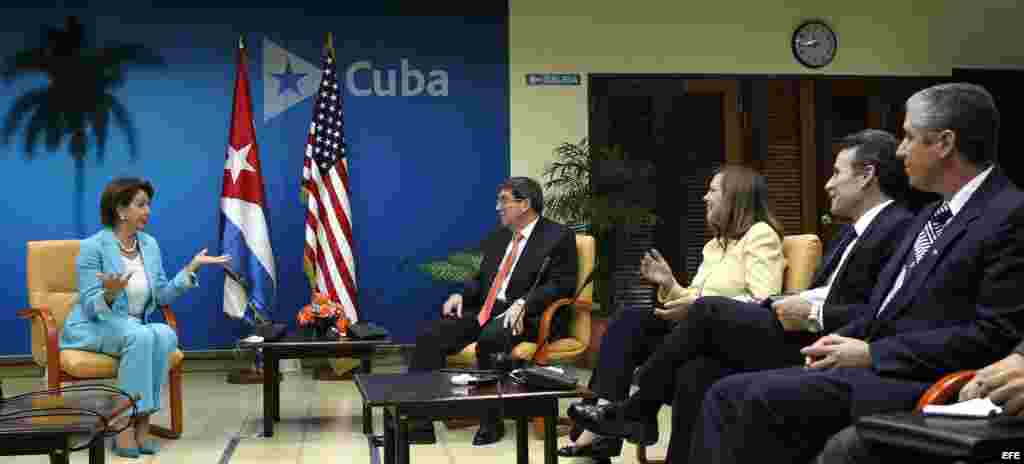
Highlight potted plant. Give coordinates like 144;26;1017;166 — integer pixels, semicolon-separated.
541;138;658;368
416;248;483;285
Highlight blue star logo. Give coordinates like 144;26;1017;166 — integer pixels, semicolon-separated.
272;59;306;96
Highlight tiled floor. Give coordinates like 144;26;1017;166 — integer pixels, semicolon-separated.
1;356;672;463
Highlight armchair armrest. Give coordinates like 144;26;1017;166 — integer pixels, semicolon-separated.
17;307;60;378
914;370;976;412
160;305;179;334
533;298;592;365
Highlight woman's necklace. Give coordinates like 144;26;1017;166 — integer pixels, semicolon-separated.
118;235;138;255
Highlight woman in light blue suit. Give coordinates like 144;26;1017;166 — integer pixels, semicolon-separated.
61;177;229;458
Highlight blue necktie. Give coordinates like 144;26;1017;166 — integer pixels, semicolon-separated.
812;225;857;288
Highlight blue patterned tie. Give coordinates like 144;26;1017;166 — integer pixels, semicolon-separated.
906;202;952;270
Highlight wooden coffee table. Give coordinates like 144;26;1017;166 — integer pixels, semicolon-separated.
355;371;589;464
239;334;392;437
0;387;135;464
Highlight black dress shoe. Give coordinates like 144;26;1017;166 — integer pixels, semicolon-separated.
567;402;658;446
407;419;436;445
557;435;623;461
472;420;505;446
566;399;596;442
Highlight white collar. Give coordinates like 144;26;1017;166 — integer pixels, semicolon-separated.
515;216;540;240
947;165;994;216
852;200;894;236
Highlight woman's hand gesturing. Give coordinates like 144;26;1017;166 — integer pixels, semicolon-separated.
97;272;134;303
186;248;231;274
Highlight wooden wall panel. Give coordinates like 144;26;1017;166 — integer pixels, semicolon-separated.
759;81;805;236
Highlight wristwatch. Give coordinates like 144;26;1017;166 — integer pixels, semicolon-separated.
807;302;824;333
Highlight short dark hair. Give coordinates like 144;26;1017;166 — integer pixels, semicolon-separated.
838;129;909;202
498;176;544;215
906;82;1000;166
100;177;154;227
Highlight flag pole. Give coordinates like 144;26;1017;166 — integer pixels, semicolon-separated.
309;29;363;381
224;31;275;385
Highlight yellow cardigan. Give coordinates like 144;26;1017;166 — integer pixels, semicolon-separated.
658;221;785;305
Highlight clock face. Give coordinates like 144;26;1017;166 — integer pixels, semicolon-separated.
792;21;837;68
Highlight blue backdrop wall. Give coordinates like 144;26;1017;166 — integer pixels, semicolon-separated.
0;3;509;355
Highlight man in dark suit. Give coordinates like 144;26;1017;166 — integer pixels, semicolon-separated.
567;129;916;459
687;83;1024;464
407;176;578;445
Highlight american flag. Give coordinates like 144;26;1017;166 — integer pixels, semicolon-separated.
301;33;358;324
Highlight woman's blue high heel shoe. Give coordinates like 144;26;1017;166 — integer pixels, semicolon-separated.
138;440;161;455
111;440;141;459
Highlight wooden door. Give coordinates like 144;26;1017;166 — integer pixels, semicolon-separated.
589;77;743;308
751;79;818;239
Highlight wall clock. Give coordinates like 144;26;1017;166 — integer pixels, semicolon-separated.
792;20;837;69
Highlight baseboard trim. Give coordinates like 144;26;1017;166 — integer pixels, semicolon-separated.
0;344;414;366
0;355;37;366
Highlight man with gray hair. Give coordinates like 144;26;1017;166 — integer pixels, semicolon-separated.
688;82;1024;464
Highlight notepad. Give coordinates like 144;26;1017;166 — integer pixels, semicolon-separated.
922;397;1004;418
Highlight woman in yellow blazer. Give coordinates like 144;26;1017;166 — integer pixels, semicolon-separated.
561;165;785;459
651;166;784;314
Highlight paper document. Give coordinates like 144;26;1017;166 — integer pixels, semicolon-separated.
922;397;1003;418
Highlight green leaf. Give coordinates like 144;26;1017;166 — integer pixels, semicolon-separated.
541;137;658;228
416;248;484;283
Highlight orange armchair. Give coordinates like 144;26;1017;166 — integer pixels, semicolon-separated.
16;240;185;439
915;370;977;411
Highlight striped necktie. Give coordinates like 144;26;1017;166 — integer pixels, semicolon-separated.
906;202;952;270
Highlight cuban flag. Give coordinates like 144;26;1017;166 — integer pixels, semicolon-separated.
220;37;276;323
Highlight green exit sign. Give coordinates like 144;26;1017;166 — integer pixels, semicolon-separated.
526;73;581;86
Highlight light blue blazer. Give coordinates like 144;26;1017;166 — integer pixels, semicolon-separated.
61;228;195;350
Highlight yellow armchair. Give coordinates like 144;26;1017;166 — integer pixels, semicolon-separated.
16;240;185;439
445;234;596;436
446;233;596;367
782;234;823;293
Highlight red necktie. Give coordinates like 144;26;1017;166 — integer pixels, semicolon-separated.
478;232;524;326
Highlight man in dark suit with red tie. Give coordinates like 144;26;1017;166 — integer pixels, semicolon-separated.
688;83;1024;464
407;176;578;445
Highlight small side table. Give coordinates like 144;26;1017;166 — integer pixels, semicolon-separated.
239;334;392;437
0;387;134;464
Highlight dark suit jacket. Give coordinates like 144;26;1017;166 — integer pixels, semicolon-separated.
460;216;579;340
820;202;916;332
837;170;1024;382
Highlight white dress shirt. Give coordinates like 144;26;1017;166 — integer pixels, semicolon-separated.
122;254;151;318
799;199;894;331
